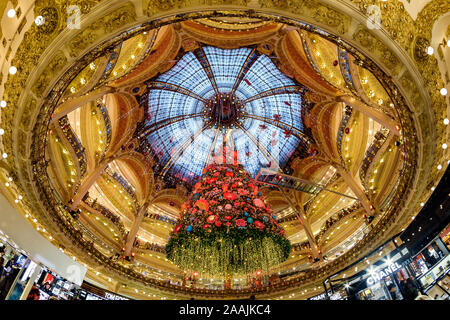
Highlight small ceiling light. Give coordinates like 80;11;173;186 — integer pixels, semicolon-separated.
35;15;45;26
2;153;7;158
420;202;424;207
437;164;442;170
444;118;450;125
448;40;450;47
0;129;4;135
426;46;434;55
9;66;17;75
441;88;448;96
443;143;448;149
431;187;435;191
0;101;6;108
7;9;16;18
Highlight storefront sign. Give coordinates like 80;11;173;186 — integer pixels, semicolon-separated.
309;292;343;300
104;292;129;300
366;262;401;285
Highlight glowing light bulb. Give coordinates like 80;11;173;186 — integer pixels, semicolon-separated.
9;66;17;75
0;101;7;108
426;46;434;55
7;9;16;18
440;88;448;96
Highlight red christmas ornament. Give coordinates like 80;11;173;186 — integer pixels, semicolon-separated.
254;221;265;230
333;60;338;66
253;198;264;208
207;177;217;184
174;225;182;233
224;216;232;220
207;215;218;224
236;219;247;227
214;221;222;227
345;127;350;134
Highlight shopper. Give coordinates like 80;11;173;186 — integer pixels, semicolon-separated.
0;255;4;278
26;286;41;300
41;282;52;294
0;258;21;299
402;278;419;300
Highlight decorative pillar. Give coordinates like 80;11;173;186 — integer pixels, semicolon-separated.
19;265;42;300
334;165;374;217
52;86;115;122
124;201;150;257
69;159;110;211
336;95;400;136
278;187;322;260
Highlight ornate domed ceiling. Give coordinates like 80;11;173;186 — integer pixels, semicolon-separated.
0;1;448;300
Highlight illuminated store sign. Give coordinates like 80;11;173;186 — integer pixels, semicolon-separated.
104;292;128;300
309;292;343;300
366;262;402;285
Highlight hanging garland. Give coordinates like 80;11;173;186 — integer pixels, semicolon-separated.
165;163;291;276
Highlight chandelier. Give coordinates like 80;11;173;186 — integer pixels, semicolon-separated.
165;159;291;276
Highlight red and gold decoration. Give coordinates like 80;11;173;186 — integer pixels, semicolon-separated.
166;160;291;276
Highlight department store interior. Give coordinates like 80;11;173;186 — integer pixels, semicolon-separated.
0;0;449;301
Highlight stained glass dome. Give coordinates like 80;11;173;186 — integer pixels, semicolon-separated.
143;46;309;183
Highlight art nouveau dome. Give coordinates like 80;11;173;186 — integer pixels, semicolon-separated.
143;46;308;182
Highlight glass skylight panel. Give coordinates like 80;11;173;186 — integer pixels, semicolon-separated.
147;89;199;123
203;46;251;93
233;133;270;177
248;93;303;130
237;55;295;97
157;52;206;88
171;132;213;181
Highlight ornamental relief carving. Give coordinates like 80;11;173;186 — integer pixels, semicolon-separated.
32;50;68;97
352;26;401;74
66;2;137;58
309;4;351;35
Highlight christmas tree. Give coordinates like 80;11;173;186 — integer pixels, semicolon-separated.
166;154;291;276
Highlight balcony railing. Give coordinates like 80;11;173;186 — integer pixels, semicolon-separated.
359;128;389;184
58;116;87;177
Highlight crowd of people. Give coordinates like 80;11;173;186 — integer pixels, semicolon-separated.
0;246;23;300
